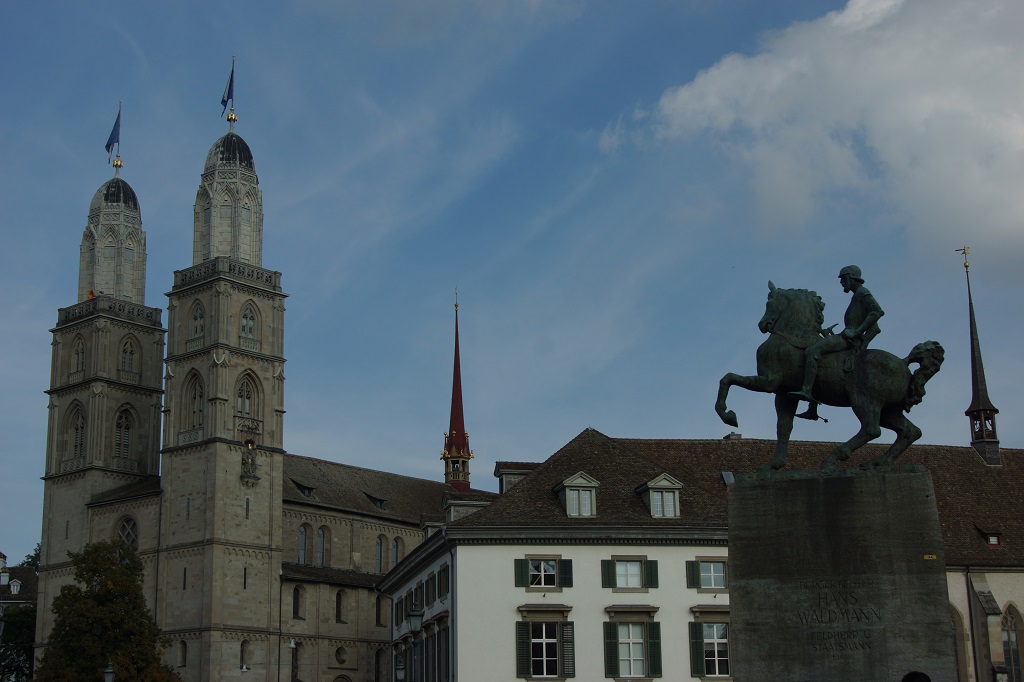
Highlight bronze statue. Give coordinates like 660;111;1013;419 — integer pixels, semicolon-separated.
790;265;884;416
715;279;944;474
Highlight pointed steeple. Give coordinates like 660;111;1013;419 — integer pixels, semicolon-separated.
958;247;1000;464
441;297;473;491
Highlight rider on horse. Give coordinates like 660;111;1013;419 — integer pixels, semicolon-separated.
790;265;885;414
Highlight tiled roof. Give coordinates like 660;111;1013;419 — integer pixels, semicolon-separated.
281;562;383;588
0;565;38;603
283;453;459;525
88;476;162;505
452;428;1024;568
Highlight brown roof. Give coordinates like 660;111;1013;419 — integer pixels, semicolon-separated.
452;428;1024;567
281;562;382;588
88;476;162;506
283;453;460;525
1;565;38;604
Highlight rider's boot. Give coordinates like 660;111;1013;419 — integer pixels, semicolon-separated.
789;354;819;404
795;403;820;421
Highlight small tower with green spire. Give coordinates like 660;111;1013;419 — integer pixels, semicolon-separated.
958;247;1000;464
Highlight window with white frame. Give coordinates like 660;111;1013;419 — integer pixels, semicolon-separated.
638;474;682;518
650;489;677;517
516;605;574;679
602;609;661;679
686;558;728;591
689;610;731;678
557;472;599;518
602;557;658;590
514;557;573;590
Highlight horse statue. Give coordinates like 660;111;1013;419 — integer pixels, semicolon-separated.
715;282;944;474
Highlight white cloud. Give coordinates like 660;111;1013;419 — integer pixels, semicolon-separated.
644;0;1024;267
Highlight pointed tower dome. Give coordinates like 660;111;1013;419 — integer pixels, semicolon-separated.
78;167;147;303
441;301;473;491
193;112;263;265
959;249;1000;464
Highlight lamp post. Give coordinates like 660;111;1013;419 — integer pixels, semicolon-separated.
394;655;406;682
407;608;424;682
103;661;115;682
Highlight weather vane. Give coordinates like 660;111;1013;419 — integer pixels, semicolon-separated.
454;287;459;311
955;246;970;272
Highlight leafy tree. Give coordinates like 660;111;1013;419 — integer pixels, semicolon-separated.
35;541;180;682
0;603;36;680
19;544;40;570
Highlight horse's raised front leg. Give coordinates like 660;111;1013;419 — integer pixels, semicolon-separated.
760;393;799;474
716;372;779;428
821;399;883;473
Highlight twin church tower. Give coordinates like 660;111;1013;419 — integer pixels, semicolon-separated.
37;108;474;680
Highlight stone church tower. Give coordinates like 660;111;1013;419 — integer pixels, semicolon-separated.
158;112;288;674
36;160;166;646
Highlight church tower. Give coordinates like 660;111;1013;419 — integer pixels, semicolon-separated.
441;302;473;491
959;248;1000;464
158;107;287;679
37;154;166;646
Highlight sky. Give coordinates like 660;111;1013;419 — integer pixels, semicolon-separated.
2;0;1022;563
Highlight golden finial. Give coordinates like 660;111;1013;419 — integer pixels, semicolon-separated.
112;154;123;177
956;246;970;272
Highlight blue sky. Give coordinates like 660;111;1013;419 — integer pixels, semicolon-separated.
2;0;1022;562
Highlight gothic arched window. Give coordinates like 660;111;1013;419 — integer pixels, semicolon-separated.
115;410;132;459
236;377;257;417
73;339;86;373
297;525;308;565
70;408;86;459
241;306;257;338
1004;610;1023;682
191;303;205;338
315;527;326;567
120;340;136;372
335;589;344;623
185;376;205;430
393;537;404;565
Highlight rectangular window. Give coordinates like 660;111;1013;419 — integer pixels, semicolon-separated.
602;558;658;590
689;621;730;678
603;621;661;678
414;582;425;609
566;488;595;517
426;573;437;606
686;559;728;591
438;564;450;599
515;557;573;590
515;621;575;679
650;490;677;517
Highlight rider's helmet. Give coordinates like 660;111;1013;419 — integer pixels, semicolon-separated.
838;265;864;283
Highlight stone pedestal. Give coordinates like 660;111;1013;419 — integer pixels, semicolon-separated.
728;470;957;682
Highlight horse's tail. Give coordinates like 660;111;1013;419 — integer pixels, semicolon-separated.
903;340;945;411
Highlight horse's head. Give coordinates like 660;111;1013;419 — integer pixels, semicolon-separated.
758;281;779;334
758;281;824;337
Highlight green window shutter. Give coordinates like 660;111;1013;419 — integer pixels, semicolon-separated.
558;559;573;588
689;621;705;677
515;621;531;678
601;560;615;588
603;622;619;678
645;560;659;589
647;622;663;675
560;621;576;678
647;622;662;677
514;558;529;587
685;560;699;588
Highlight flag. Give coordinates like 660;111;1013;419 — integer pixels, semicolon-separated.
105;106;121;163
221;61;235;116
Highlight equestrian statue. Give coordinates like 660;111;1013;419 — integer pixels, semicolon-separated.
715;266;944;474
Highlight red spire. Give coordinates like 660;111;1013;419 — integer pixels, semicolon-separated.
442;299;472;491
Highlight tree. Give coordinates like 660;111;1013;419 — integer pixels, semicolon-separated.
19;544;40;571
34;541;181;682
0;602;36;680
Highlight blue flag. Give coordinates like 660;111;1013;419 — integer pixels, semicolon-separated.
105;106;121;163
221;62;235;116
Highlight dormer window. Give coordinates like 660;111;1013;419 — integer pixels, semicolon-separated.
292;480;315;499
555;472;599;518
637;474;683;518
10;579;21;595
